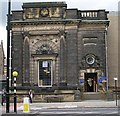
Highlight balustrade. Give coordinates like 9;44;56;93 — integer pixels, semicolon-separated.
79;10;108;20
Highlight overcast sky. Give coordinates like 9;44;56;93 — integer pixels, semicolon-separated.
0;0;120;56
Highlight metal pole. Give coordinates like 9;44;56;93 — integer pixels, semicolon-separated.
105;27;109;91
6;0;11;113
14;76;17;113
115;80;117;106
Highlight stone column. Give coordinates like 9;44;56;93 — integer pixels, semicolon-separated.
34;60;38;86
52;59;56;85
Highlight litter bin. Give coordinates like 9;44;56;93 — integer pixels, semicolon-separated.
23;97;30;113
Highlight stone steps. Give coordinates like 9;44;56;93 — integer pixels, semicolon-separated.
82;92;106;100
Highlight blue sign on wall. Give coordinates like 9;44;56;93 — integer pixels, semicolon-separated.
98;76;107;83
80;79;84;83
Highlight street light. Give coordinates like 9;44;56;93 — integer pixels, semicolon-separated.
12;71;18;113
114;77;118;106
6;0;11;113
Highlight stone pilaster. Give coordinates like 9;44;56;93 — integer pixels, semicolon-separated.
12;32;23;85
59;32;67;84
66;28;78;86
23;36;30;85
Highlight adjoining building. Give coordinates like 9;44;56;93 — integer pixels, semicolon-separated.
107;11;118;89
0;40;6;90
0;41;4;76
11;2;109;92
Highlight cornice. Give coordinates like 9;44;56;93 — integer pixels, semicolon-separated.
11;19;81;26
81;20;109;25
11;19;109;26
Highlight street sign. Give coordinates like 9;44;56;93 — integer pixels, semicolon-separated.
98;76;107;83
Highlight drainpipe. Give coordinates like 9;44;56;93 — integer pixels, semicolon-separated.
105;26;108;91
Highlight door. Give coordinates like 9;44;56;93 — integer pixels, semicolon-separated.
84;73;97;92
38;60;52;87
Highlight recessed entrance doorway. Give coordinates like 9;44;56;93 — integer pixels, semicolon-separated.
84;73;97;92
38;60;52;87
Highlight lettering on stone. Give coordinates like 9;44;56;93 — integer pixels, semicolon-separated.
23;25;64;32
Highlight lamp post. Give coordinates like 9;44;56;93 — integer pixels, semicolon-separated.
114;77;118;106
6;0;11;113
12;71;18;113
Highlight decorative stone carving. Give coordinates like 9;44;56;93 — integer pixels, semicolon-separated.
86;54;95;65
81;54;103;68
50;7;60;17
36;44;54;54
23;7;61;19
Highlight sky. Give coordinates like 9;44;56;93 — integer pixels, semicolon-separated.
0;0;120;57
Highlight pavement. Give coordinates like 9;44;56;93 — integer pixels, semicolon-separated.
0;100;119;115
28;100;118;108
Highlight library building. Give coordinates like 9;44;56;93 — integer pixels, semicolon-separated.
10;2;118;99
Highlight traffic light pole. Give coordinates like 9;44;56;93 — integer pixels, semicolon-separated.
12;71;18;113
6;0;11;113
14;76;17;113
115;79;117;106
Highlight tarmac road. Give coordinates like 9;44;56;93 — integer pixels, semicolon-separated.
1;100;120;116
1;107;119;116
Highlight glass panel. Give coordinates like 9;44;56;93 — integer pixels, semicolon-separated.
42;61;48;67
39;60;52;86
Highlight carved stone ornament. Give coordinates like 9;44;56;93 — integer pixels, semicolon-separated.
40;8;49;17
86;54;95;65
36;44;54;54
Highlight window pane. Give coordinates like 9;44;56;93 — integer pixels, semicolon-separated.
39;60;52;86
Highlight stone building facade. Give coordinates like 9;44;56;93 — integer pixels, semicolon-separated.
11;2;109;92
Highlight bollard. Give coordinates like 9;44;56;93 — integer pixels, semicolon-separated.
23;97;30;113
